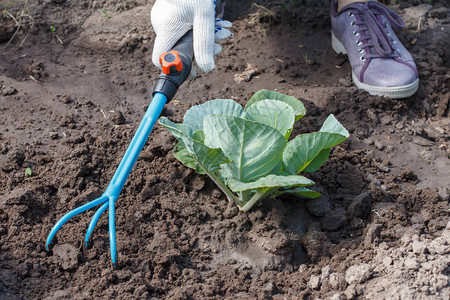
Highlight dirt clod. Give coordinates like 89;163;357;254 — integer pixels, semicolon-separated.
320;207;347;232
364;223;382;248
0;85;17;96
306;195;332;217
110;110;126;125
53;244;79;271
347;191;372;220
345;264;372;285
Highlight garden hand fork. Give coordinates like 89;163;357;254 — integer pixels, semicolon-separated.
45;32;194;269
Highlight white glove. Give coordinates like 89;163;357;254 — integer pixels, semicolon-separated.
151;0;232;73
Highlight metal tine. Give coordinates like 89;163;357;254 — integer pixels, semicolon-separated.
46;195;109;251
109;196;118;269
83;201;109;250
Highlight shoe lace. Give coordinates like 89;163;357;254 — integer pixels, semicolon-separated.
348;1;405;59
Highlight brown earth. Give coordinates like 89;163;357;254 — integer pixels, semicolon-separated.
0;0;449;299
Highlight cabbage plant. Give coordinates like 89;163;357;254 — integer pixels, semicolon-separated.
158;90;349;212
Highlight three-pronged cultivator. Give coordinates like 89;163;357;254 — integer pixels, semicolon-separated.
46;31;194;268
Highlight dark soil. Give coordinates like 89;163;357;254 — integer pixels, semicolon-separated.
0;0;449;299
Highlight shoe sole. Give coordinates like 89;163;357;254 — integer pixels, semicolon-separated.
331;32;419;99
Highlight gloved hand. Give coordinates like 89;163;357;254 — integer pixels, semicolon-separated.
151;0;232;73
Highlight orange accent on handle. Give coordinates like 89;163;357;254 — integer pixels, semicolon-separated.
159;50;183;75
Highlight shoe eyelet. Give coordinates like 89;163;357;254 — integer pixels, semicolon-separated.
360;55;366;62
351;21;356;27
353;31;359;36
392;40;397;44
348;12;354;17
356;41;362;46
387;32;392;37
358;49;364;53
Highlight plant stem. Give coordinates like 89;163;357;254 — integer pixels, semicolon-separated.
203;168;243;207
240;190;251;204
240;187;277;212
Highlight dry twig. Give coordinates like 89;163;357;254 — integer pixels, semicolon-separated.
2;4;35;48
248;3;279;26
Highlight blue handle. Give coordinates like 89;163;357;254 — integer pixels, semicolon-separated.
105;93;168;197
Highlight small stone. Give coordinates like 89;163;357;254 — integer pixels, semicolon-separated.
329;272;346;290
412;240;427;254
374;140;385;150
0;86;17;96
404;258;420;270
422;262;433;271
392;269;403;279
321;265;332;280
308;274;321;290
50;132;59;139
345;264;372;285
345;284;358;300
110;110;126;125
382;256;392;267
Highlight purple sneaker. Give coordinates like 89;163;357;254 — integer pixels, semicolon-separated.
331;0;419;99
